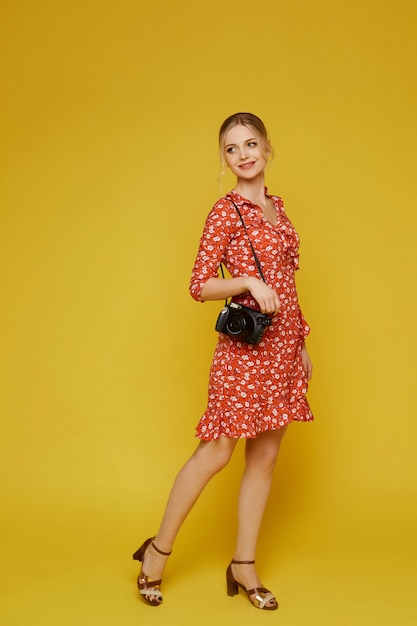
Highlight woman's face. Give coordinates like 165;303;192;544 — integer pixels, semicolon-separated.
223;124;268;180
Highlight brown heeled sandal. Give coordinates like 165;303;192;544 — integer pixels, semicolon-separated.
133;537;172;606
226;559;278;610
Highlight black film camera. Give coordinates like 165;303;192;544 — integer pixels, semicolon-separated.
215;302;272;345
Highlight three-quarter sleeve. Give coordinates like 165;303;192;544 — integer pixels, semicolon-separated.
189;201;236;301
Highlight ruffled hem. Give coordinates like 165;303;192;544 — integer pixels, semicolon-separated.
195;397;314;441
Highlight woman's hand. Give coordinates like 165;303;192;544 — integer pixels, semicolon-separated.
301;342;313;381
246;277;281;315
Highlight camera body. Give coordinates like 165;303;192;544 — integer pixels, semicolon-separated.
215;302;272;345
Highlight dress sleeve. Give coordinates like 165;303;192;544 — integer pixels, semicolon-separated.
189;200;236;301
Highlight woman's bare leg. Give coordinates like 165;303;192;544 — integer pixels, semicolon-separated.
231;426;288;605
141;436;239;582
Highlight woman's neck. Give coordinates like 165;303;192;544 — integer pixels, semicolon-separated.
233;176;267;206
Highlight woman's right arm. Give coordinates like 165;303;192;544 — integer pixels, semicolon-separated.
190;201;280;315
200;276;280;315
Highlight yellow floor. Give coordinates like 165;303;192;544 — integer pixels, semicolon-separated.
1;498;415;626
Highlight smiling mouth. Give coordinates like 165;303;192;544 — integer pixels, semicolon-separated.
239;162;255;169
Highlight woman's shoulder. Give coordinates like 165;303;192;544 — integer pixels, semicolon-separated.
212;193;236;210
201;195;239;235
206;194;238;220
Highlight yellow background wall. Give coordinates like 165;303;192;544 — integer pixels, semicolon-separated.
1;1;416;624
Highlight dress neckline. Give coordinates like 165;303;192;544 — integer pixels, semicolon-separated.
228;188;278;226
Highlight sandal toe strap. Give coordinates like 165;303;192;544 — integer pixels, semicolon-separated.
139;586;162;600
247;587;276;609
138;577;163;600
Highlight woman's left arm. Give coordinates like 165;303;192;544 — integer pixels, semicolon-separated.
301;342;313;381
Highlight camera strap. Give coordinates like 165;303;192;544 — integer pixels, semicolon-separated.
219;200;267;303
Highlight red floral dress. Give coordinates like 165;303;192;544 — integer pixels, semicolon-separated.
189;190;314;440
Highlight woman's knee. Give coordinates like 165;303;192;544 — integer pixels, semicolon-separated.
245;427;287;472
250;449;278;474
194;437;236;473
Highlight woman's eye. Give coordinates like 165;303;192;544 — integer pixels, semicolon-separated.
226;147;236;153
247;141;257;148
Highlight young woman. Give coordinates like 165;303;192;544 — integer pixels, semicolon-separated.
133;113;313;611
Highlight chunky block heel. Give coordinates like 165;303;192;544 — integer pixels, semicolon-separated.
226;566;239;596
132;545;145;561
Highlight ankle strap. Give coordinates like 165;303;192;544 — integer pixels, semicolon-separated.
152;541;172;556
231;559;255;564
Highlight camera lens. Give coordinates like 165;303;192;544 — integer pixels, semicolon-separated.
227;315;247;335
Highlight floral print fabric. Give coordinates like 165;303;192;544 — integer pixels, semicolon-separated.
190;190;313;440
